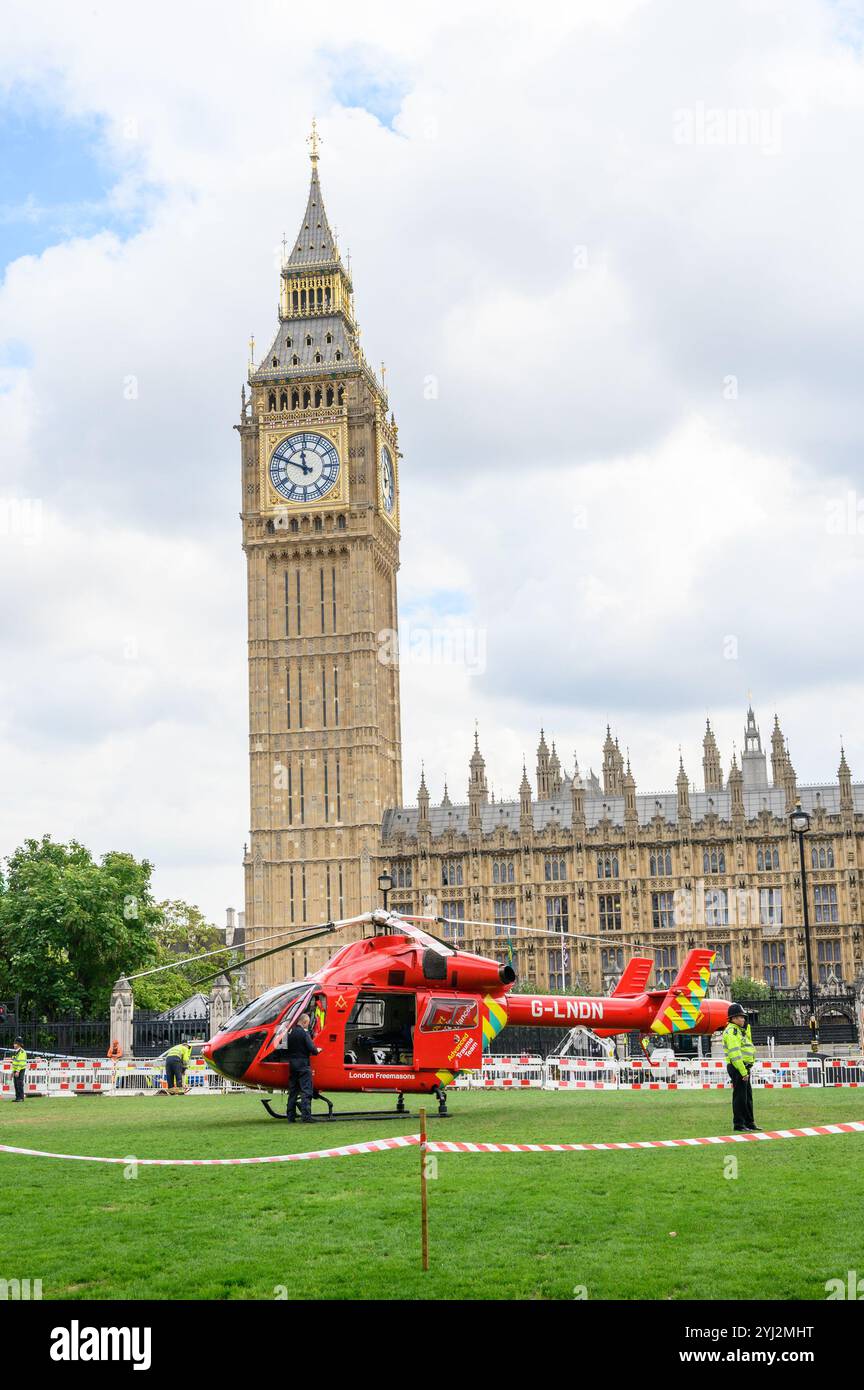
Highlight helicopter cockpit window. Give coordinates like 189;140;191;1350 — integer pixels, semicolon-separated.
420;998;480;1032
223;984;309;1034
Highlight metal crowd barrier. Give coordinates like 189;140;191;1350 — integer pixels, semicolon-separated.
0;1057;247;1098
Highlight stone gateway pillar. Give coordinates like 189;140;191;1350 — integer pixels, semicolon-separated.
109;975;134;1058
209;976;234;1039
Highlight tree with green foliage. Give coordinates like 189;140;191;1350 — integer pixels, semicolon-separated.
0;836;162;1016
731;976;772;1000
133;899;238;1011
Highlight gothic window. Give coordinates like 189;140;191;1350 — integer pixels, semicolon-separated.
335;351;342;362
704;888;729;926
651;891;675;930
493;898;517;935
492;858;514;884
326;386;334;406
707;942;732;968
813;885;839;923
286;337;292;348
757;844;779;871
441;859;463;887
315;353;321;364
545;856;567;882
306;335;312;346
759;888;783;927
325;286;331;307
441;901;465;940
326;333;332;345
598;893;622;932
545;896;569;933
762;940;787;987
596;853;619;880
338;385;345;405
292;389;300;409
292;355;299;366
337;514;346;530
292;291;299;312
653;945;679;988
393;861;413;889
313;517;322;532
280;391;288;410
272;356;278;367
268;392;276;411
303;389;311;408
811;844;834;869
289;518;298;533
703;848;725;874
817;938;842;982
650;848;672;876
601;947;624;973
314;387;322;407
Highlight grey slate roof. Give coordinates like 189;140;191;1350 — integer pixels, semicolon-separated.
285;168;339;269
381;782;864;839
252;314;358;381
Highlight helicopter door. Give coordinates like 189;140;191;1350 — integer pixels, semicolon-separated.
415;992;483;1073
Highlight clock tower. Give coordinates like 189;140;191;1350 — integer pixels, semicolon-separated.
238;126;402;995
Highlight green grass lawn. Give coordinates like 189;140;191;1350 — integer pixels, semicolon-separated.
1;1087;862;1300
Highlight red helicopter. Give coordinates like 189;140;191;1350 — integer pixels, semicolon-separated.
197;910;730;1121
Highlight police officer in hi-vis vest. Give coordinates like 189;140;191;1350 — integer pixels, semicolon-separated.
722;1004;761;1132
164;1041;192;1094
11;1037;27;1102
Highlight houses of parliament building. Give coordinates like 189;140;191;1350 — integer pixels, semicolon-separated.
238;132;864;1007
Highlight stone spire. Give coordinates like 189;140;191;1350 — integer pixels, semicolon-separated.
417;766;430;824
781;740;798;813
440;781;452;811
741;704;769;790
549;742;563;796
602;725;624;796
570;754;585;828
520;762;533;831
728;751;745;825
536;730;551;799
839;745;853;811
770;714;789;785
468;728;489;826
623;757;637;825
676;754;690;820
702;718;723;792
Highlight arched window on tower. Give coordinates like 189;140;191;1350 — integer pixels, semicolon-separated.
279;390;288;410
292;291;298;312
335;351;342;362
272;356;278;367
292;355;299;366
314;353;321;364
268;391;276;411
324;286;331;308
338;385;345;405
306;335;312;347
303;388;311;409
326;386;334;406
289;518;299;533
291;389;300;409
313;516;323;532
337;514;346;530
314;387;322;407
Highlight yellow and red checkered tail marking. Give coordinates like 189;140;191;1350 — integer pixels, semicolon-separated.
650;951;716;1035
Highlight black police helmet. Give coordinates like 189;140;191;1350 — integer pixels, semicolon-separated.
728;1003;746;1020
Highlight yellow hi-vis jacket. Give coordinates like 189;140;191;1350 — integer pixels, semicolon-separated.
722;1021;755;1077
165;1043;192;1067
11;1047;27;1073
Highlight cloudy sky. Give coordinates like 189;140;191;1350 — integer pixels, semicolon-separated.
1;0;863;924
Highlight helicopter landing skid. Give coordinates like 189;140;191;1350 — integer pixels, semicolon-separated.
260;1089;449;1123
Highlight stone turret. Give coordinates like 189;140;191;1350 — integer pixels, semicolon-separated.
520;763;533;832
536;730;551;799
417;767;430;825
702;718;723;792
468;730;488;827
602;725;624;796
676;755;690;823
771;714;788;785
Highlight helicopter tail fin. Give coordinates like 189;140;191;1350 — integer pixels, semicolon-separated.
649;949;716;1035
610;957;653;998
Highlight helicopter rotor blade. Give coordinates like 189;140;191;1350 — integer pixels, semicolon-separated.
192;923;342;987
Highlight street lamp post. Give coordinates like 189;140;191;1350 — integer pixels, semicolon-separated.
377;869;394;913
790;800;818;1052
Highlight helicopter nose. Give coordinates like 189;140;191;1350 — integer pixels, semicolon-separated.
206;1030;267;1081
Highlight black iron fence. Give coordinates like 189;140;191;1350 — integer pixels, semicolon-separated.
132;1014;209;1058
0;1016;110;1058
738;991;858;1045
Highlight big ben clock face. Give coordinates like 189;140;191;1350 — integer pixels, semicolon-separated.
380;444;395;515
269;432;341;503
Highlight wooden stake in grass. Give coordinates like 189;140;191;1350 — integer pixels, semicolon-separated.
420;1105;429;1272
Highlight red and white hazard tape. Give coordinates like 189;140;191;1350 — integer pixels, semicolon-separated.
0;1135;420;1166
426;1120;864;1153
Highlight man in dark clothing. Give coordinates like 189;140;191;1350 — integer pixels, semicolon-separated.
284;1012;320;1122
